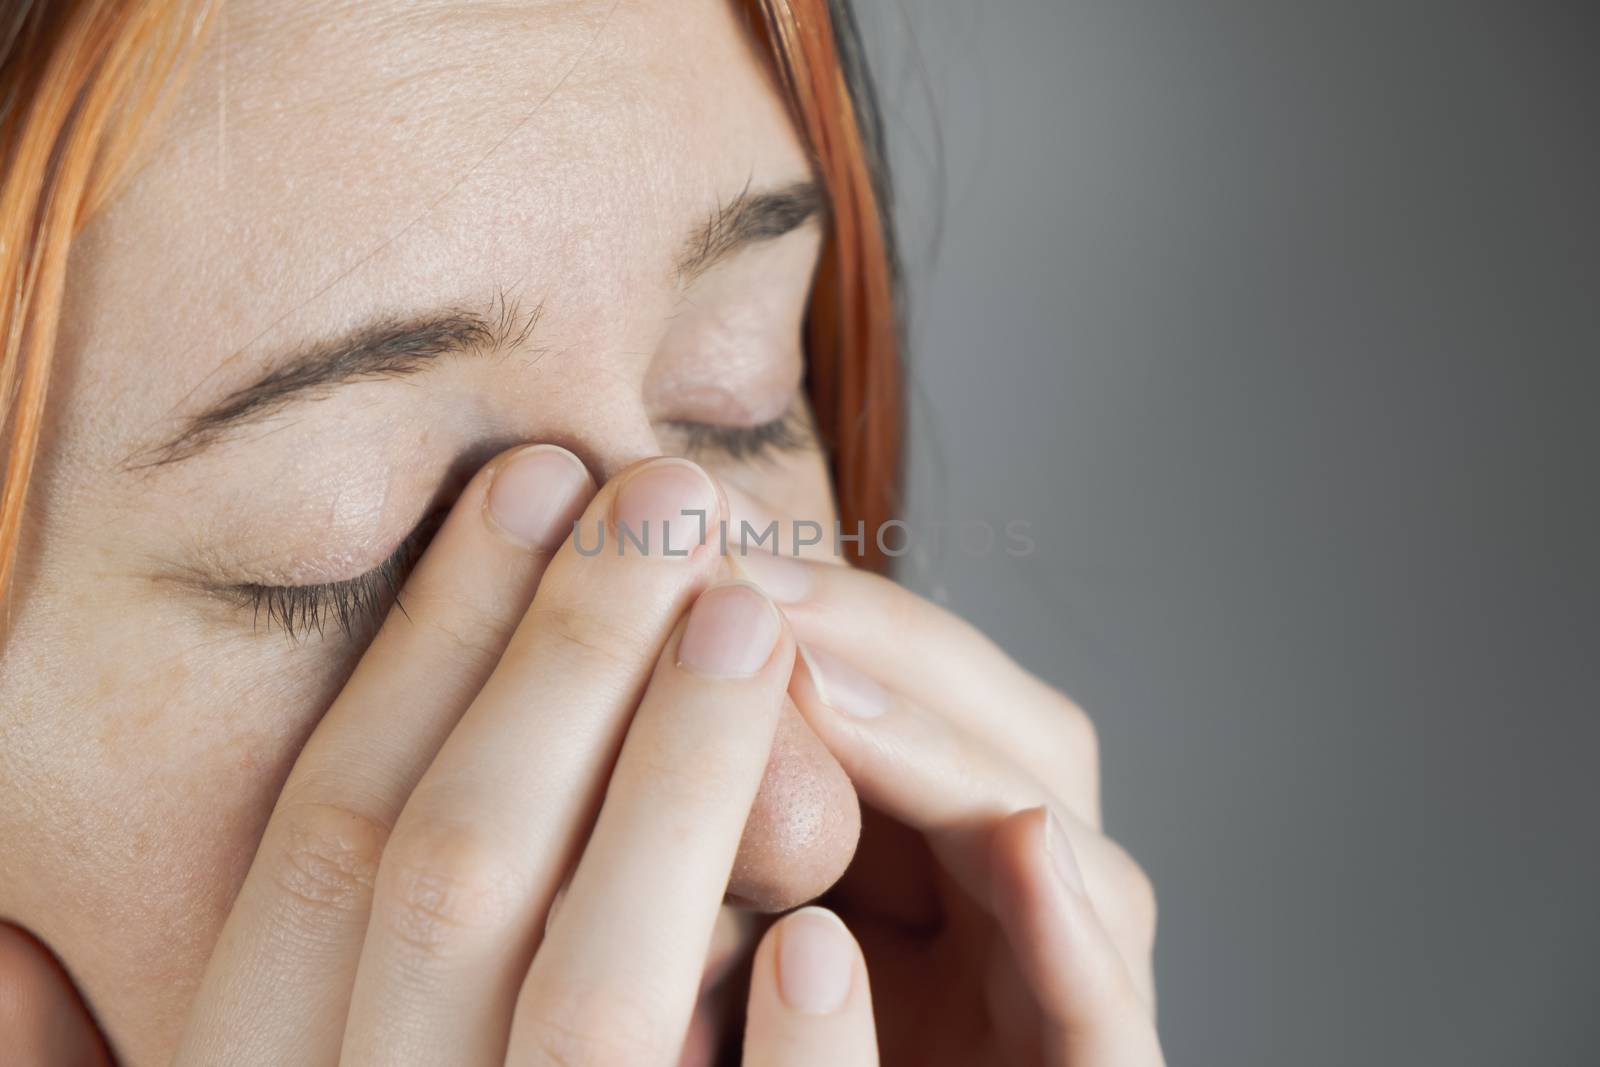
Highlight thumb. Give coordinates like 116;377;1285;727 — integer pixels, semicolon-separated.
0;923;112;1067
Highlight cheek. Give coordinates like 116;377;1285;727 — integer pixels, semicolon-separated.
4;627;345;1065
4;436;843;1054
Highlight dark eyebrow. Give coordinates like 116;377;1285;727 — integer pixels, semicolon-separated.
131;180;823;470
676;179;825;282
130;298;539;469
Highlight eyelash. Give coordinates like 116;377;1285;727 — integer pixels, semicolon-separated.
235;514;439;644
664;404;815;462
236;409;815;641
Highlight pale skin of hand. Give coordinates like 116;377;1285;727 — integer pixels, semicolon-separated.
0;444;1162;1066
740;545;1166;1064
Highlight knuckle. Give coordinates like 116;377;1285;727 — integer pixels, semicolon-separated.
1055;691;1101;781
1101;840;1159;948
520;1022;656;1067
418;610;508;677
518;986;667;1067
404;583;518;666
524;602;653;672
1058;693;1099;763
267;800;390;919
375;819;525;959
879;577;928;635
631;741;747;813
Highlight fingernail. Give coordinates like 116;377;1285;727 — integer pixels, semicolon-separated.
776;907;854;1015
798;645;889;719
484;445;593;550
678;582;781;678
733;548;811;603
613;458;718;559
1045;808;1087;896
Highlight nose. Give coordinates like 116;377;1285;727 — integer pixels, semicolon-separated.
528;409;861;912
539;420;663;488
729;696;861;910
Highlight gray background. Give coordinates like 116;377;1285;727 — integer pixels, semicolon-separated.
856;2;1599;1063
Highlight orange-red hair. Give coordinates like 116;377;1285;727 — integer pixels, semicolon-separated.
745;0;903;570
0;0;902;605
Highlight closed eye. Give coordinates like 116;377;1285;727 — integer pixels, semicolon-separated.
226;509;444;644
224;404;818;642
661;401;816;463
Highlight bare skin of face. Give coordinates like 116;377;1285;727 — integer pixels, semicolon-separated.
2;3;1168;1065
0;1;859;1059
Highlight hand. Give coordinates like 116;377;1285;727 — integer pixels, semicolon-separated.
2;902;888;1067
0;447;862;1066
740;906;879;1066
164;447;871;1066
738;548;1165;1065
0;923;113;1066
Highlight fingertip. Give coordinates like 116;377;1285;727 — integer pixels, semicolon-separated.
771;907;862;1015
675;580;788;679
608;455;728;552
795;644;891;721
988;808;1157;1054
481;443;597;551
991;806;1068;903
744;907;878;1065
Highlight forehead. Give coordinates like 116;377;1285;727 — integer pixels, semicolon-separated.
57;0;808;467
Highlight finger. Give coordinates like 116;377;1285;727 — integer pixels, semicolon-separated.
175;444;594;1066
0;924;112;1067
735;549;1101;825
342;457;726;1065
790;652;1158;1000
990;809;1165;1065
742;908;878;1067
509;581;791;1066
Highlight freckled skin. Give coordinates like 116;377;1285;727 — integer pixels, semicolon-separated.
0;2;866;1062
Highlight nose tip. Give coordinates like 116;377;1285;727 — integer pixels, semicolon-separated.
726;700;861;912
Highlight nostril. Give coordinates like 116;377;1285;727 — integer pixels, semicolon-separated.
726;702;861;913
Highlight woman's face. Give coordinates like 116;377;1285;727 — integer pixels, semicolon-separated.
0;1;838;1059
